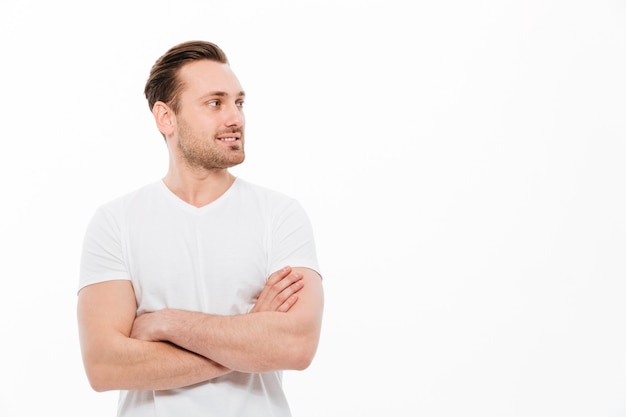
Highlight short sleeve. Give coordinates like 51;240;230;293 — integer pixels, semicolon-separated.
268;198;320;276
78;203;131;292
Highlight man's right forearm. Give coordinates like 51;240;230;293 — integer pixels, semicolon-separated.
84;335;231;392
78;268;303;392
78;280;231;392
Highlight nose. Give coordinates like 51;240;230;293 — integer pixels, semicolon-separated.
224;102;244;128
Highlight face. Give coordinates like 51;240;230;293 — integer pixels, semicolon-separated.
171;59;246;171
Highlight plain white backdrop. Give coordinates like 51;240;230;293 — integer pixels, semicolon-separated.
1;0;626;416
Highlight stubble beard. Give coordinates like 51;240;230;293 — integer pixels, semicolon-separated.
177;121;245;171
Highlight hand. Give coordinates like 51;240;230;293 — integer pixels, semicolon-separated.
131;310;166;342
250;266;304;313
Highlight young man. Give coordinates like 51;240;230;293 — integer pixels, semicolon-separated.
77;40;324;417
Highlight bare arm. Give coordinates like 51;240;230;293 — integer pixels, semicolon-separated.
131;267;324;373
77;267;302;392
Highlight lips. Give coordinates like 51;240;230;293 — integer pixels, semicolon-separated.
216;129;241;142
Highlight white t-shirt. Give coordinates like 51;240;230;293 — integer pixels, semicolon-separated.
79;178;320;417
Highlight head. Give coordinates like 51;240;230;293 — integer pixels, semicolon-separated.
144;40;246;171
144;40;229;113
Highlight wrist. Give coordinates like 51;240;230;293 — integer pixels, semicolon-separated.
161;308;178;340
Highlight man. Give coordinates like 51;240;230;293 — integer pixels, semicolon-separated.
77;40;324;417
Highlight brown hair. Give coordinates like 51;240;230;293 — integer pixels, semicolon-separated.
144;40;229;113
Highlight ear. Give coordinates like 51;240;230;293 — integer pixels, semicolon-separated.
152;101;175;136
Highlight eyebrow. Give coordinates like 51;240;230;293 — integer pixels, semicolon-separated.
201;90;246;99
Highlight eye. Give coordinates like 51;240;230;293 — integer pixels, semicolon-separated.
237;100;245;108
207;100;220;108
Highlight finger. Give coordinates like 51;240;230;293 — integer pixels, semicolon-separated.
268;272;304;297
269;276;304;311
276;294;298;313
258;271;302;306
265;266;292;287
251;268;290;312
250;268;301;313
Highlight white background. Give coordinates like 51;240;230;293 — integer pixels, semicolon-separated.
1;1;625;416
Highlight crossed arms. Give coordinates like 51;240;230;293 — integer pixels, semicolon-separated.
77;266;324;392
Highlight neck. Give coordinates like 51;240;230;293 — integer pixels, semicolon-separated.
163;167;236;208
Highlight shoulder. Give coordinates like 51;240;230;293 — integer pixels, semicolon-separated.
233;179;314;228
235;178;291;200
97;182;161;211
233;178;300;209
88;182;162;226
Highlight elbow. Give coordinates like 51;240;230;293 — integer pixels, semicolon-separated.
246;331;319;373
82;358;118;392
84;369;112;393
291;354;314;371
284;315;322;370
89;380;111;393
286;334;320;371
84;371;109;393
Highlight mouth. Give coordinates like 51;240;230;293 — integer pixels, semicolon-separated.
217;132;241;142
216;134;243;152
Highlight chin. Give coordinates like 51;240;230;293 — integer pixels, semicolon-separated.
228;155;245;167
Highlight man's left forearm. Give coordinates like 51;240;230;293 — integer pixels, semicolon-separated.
134;267;324;373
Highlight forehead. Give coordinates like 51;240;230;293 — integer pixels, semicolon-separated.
177;59;244;98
